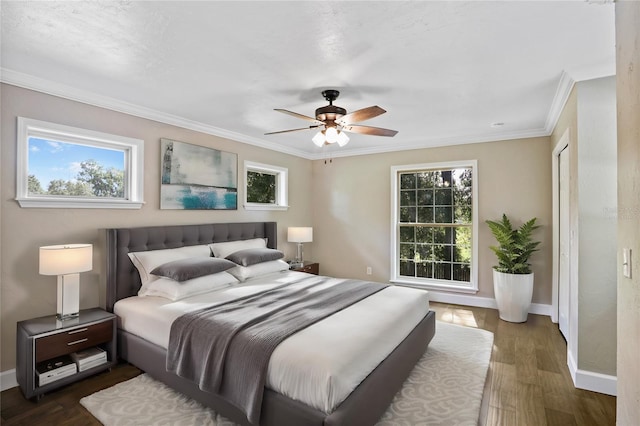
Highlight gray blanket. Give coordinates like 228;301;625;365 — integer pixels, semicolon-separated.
166;275;388;425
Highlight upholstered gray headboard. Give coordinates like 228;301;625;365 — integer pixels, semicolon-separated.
105;222;277;312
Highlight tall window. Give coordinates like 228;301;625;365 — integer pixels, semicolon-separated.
16;117;144;208
391;160;478;292
244;161;288;211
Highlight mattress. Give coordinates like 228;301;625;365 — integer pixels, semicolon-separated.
114;270;430;413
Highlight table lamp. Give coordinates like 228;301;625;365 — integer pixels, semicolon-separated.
287;227;313;267
39;244;93;320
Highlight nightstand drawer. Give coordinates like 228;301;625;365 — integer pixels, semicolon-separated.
35;320;112;363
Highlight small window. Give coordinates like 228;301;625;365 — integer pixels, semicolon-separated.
16;117;144;208
244;161;288;211
391;160;478;292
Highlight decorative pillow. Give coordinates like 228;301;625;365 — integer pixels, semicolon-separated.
139;272;239;301
209;238;267;259
151;257;237;282
128;245;212;286
227;259;290;282
226;248;284;267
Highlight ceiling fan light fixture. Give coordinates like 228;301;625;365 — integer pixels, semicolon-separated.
312;131;325;147
268;89;397;147
336;130;350;147
325;126;338;143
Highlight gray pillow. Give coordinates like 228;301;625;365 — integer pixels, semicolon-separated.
226;248;284;267
150;257;237;282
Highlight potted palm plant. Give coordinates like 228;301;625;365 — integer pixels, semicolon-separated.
486;214;540;322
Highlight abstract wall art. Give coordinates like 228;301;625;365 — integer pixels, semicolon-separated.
160;138;237;210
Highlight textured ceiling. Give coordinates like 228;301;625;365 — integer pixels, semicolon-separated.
0;1;615;159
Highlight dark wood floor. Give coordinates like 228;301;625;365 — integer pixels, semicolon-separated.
430;302;616;426
1;302;616;425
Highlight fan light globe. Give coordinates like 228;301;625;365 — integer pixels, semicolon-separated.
312;131;325;147
336;131;350;147
325;127;338;143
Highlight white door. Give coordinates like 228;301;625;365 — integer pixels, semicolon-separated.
558;146;570;340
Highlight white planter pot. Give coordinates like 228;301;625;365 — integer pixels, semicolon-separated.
493;270;534;323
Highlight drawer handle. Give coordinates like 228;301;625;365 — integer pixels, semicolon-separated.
67;338;88;346
68;328;88;335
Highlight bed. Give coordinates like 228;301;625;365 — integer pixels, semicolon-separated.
106;221;436;426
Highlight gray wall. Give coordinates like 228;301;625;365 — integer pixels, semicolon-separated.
575;76;617;376
310;137;553;304
551;76;618;380
0;84;314;371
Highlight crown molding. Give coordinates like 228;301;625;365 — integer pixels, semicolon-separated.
544;70;576;135
0;67;562;161
0;68;315;159
307;127;550;160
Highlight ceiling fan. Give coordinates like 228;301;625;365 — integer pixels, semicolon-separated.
265;89;398;147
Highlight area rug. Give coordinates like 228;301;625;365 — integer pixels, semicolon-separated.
80;321;493;426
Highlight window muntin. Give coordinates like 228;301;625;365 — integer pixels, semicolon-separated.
391;161;478;292
16;117;144;208
243;161;288;211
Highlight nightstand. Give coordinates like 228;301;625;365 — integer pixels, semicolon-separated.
290;261;319;275
16;308;117;400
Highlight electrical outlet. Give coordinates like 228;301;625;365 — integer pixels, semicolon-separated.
366;266;372;275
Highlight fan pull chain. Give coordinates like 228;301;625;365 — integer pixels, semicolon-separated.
324;153;333;165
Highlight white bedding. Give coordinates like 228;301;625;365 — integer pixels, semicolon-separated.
114;270;430;413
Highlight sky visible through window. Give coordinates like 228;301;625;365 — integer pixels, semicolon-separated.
28;137;125;188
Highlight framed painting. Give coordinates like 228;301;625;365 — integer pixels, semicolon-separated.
160;138;237;210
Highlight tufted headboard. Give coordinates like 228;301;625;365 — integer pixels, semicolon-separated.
105;222;277;312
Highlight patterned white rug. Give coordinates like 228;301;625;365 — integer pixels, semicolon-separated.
81;321;493;426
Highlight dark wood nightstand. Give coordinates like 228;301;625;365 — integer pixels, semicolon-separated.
16;308;117;400
290;261;319;275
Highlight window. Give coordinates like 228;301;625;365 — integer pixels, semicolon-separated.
244;161;288;210
16;117;144;208
390;160;478;292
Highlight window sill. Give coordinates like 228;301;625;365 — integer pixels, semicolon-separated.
243;204;289;211
390;278;478;294
16;197;144;209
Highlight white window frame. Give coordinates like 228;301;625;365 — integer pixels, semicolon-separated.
390;160;478;293
16;117;144;209
243;160;288;211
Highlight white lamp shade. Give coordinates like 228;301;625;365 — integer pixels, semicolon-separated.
287;227;313;243
39;244;93;276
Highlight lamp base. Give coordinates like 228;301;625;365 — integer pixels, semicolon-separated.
295;242;305;265
57;312;80;321
289;260;304;269
57;273;80;320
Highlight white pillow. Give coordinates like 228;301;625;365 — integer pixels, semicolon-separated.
227;259;290;282
209;238;267;259
128;245;212;286
140;271;239;301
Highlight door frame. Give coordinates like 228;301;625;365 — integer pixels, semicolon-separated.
551;129;570;324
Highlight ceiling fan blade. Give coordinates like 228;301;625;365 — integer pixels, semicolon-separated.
274;109;325;125
342;125;398;137
337;106;386;125
264;125;320;135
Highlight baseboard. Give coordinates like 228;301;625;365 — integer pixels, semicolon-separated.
567;351;617;396
426;291;553;317
1;369;18;391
